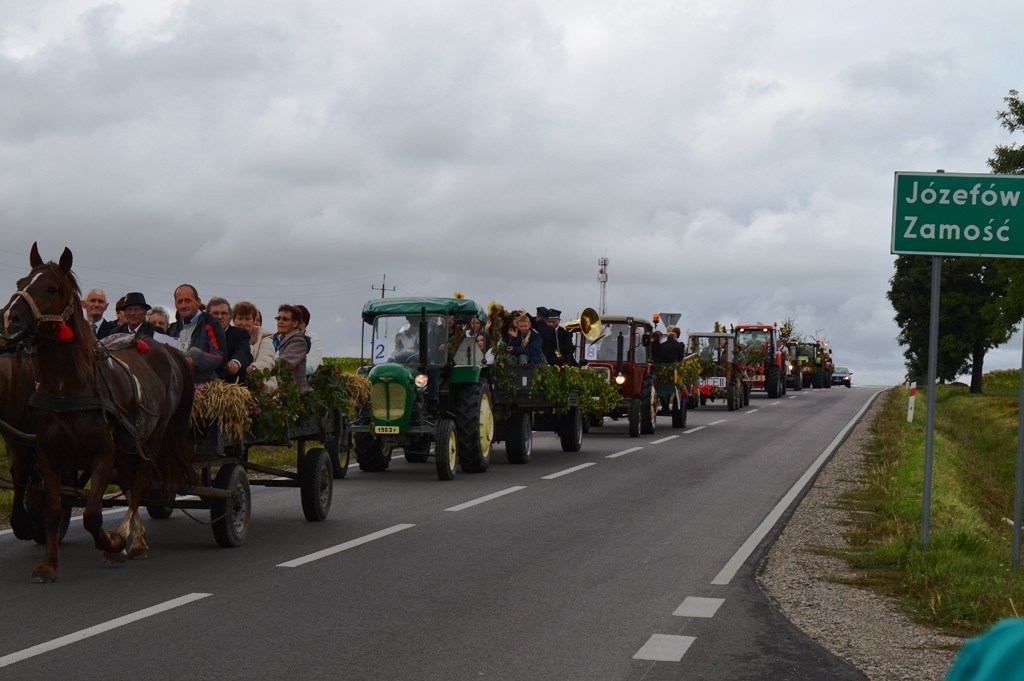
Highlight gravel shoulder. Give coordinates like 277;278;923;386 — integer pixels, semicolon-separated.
757;394;963;681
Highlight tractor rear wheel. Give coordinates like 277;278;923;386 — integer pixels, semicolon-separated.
455;383;493;473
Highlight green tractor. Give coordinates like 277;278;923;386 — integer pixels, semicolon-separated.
350;297;584;480
795;340;831;389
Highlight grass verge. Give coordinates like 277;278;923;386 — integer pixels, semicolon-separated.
841;376;1024;635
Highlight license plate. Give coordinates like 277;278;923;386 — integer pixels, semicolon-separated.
373;425;400;434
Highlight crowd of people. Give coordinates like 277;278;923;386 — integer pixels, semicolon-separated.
81;286;321;392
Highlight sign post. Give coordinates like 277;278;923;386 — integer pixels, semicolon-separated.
907;382;916;422
892;171;1024;564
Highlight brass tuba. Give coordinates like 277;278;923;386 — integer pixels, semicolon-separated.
563;307;602;341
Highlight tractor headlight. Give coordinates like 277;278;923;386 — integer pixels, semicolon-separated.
414;373;429;389
614;373;626;385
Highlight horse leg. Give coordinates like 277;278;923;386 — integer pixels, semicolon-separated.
30;462;63;583
82;458;125;557
8;444;34;540
102;498;132;564
125;471;152;560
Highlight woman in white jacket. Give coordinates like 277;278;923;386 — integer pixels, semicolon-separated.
232;300;276;378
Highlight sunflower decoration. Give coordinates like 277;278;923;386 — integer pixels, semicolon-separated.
453;291;465;300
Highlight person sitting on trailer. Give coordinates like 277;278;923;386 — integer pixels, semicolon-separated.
507;310;546;364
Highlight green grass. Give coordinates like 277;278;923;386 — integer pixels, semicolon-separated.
841;377;1024;635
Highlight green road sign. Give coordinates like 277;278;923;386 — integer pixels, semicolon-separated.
892;171;1024;258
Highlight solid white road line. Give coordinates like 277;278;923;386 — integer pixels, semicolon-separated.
277;524;415;567
444;486;526;512
683;426;706;434
710;390;883;585
649;435;679;444
541;463;597;480
606;446;643;459
633;634;696;662
0;592;211;669
673;596;724;618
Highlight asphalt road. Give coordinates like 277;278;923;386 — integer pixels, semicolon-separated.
0;385;879;681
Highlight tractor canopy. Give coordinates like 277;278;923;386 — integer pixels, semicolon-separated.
361;297;487;324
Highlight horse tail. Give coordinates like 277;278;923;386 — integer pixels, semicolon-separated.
155;348;199;490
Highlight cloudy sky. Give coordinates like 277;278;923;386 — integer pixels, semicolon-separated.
1;0;1021;386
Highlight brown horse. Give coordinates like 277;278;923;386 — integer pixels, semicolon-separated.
1;243;198;583
0;350;39;541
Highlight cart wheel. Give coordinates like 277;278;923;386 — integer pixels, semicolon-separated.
330;443;351;479
727;383;737;411
505;412;533;464
300;448;333;522
146;505;174;520
559;407;583;452
211;463;250;548
435;417;458;481
29;500;72;545
671;394;686;429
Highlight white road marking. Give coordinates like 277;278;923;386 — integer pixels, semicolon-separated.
633;634;696;662
745;408;760;413
0;592;211;669
444;486;526;511
683;426;706;434
606;446;643;459
770;401;781;406
673;596;724;618
711;390;883;585
542;463;597;480
278;524;415;567
788;395;799;399
649;435;679;444
708;419;727;426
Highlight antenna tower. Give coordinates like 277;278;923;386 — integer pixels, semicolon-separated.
597;257;608;316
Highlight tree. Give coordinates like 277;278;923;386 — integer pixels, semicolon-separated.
888;89;1024;393
888;256;1016;392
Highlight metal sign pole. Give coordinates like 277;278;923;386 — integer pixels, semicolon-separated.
921;255;940;547
1014;307;1024;569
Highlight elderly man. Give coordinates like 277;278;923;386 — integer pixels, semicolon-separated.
82;288;117;339
167;284;226;382
207;297;253;384
112;292;159;337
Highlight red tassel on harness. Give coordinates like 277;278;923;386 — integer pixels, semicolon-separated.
55;321;74;341
136;339;151;354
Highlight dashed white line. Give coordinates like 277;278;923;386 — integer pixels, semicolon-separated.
708;419;728;426
649;435;679;444
633;634;696;662
683;426;706;434
542;463;597;480
0;592;211;669
278;524;415;567
444;486;526;511
606;446;643;459
745;408;760;413
673;596;724;618
770;401;781;406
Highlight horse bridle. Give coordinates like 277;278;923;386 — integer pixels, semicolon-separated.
2;287;76;341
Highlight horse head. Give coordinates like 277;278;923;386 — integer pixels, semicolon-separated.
2;243;86;345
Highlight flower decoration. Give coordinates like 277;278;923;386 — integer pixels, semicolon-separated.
454;291;465;299
136;339;151;354
55;321;74;341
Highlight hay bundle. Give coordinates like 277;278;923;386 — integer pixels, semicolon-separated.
190;380;254;442
346;375;371;406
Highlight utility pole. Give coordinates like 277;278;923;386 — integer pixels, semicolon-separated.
597;257;608;316
372;274;395;299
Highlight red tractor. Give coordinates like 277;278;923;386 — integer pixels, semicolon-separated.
734;323;786;399
579;315;657;437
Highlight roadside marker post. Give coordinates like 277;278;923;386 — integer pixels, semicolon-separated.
907;382;916;423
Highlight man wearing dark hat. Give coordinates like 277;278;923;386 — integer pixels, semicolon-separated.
532;307;559;364
112;292;160;337
545;308;579;367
